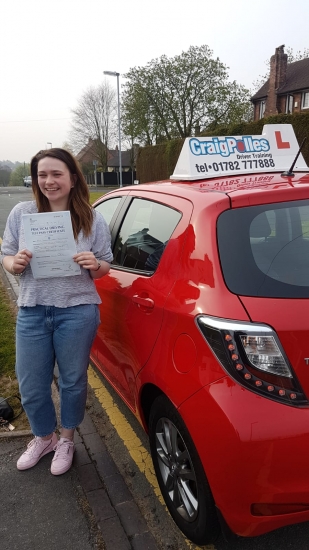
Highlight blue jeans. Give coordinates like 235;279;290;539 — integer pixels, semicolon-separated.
16;304;100;437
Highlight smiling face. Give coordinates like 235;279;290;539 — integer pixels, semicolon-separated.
37;157;75;211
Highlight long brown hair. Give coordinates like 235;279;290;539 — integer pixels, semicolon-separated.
30;148;93;238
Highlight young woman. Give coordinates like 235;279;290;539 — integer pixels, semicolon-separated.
1;148;113;475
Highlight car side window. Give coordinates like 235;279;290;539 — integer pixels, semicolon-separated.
95;197;122;225
112;198;182;272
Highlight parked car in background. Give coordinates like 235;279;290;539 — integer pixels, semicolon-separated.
23;176;32;187
91;124;309;545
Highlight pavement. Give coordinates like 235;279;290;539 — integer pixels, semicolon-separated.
0;264;160;550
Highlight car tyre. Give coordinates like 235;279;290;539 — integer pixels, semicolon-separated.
149;394;220;545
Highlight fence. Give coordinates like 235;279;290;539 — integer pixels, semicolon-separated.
85;171;137;187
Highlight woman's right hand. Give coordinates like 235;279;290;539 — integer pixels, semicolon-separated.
10;249;32;274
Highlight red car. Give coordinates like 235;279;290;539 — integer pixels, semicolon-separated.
91;124;309;545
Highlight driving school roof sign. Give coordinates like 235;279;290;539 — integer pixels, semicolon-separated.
170;124;308;180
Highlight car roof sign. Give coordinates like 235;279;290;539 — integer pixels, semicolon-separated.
170;124;309;181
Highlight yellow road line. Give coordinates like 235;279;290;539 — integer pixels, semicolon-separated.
88;366;216;550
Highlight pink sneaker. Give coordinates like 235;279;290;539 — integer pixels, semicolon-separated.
51;438;75;476
17;433;58;470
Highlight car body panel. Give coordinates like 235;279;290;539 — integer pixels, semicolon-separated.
93;192;194;410
179;378;309;536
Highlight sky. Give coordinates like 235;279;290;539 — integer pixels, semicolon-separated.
1;0;308;163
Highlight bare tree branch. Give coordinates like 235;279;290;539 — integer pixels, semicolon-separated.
69;82;117;170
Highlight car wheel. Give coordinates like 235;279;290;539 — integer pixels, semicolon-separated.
149;394;220;545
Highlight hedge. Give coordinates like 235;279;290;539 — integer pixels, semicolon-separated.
136;112;309;183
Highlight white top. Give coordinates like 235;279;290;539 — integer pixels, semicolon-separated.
1;201;113;307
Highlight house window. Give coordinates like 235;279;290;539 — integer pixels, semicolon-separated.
259;100;266;119
286;95;293;114
302;92;309;109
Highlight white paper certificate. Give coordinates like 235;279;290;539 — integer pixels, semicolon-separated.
22;211;81;279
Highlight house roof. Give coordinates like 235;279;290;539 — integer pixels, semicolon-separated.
76;139;131;167
107;149;132;168
76;140;95;163
251;57;309;101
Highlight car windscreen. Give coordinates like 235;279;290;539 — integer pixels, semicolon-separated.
217;199;309;298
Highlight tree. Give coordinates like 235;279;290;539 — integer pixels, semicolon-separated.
9;164;30;187
69;82;117;170
121;45;252;145
286;47;309;63
252;47;309;92
61;141;74;154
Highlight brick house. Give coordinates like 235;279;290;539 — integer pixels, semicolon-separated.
76;138;133;172
251;45;309;121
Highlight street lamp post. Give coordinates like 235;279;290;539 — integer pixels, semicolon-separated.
103;70;122;187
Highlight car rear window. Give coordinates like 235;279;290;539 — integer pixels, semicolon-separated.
217;199;309;298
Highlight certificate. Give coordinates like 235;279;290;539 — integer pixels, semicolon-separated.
22;211;81;279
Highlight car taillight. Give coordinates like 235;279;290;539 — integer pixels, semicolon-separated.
196;316;308;407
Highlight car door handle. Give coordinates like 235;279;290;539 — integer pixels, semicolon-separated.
132;295;155;309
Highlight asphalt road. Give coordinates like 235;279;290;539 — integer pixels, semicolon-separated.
0;186;28;239
0;186;105;239
2;187;309;549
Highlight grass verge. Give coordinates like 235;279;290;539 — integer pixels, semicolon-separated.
90;190;109;204
0;282;16;381
0;276;30;430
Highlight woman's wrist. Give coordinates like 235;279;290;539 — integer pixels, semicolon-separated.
92;260;101;272
9;259;24;277
90;259;110;278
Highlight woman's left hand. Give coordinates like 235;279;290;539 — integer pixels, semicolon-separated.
73;252;100;271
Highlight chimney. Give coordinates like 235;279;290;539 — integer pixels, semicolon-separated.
264;45;287;117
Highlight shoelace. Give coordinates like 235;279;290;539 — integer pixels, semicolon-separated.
24;439;37;453
54;440;74;458
25;437;51;454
